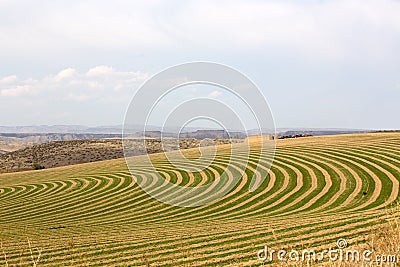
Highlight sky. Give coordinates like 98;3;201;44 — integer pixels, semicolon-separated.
0;0;399;130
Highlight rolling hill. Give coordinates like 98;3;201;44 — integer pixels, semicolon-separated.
0;133;399;266
0;138;239;171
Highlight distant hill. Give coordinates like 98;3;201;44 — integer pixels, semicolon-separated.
0;133;121;153
0;125;224;134
0;139;124;171
0;131;245;153
0;125;375;153
0;125;124;134
0;124;373;135
143;130;247;139
0;138;240;172
0;133;121;141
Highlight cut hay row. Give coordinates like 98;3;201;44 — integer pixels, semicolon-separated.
0;149;394;224
0;209;390;266
0;143;396;223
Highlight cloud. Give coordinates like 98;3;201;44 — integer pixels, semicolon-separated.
0;66;149;99
86;65;114;76
0;65;150;125
0;1;399;128
0;85;33;97
208;90;222;98
0;0;399;64
54;68;77;81
0;75;18;84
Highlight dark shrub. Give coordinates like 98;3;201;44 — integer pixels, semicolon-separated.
32;163;45;170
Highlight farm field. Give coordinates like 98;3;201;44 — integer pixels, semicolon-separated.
0;133;399;266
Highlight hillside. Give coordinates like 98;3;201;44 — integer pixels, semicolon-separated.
0;138;239;171
0;133;399;266
0;131;245;153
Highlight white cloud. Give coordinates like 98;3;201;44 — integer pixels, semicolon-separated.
0;66;149;99
0;75;18;84
86;65;114;76
87;80;103;90
0;0;399;63
0;85;33;97
208;90;222;98
54;68;77;81
167;0;400;62
0;1;399;128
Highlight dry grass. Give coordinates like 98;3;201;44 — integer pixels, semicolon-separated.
1;235;42;267
262;204;400;267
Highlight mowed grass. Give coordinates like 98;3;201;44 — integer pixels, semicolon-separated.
0;133;399;266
